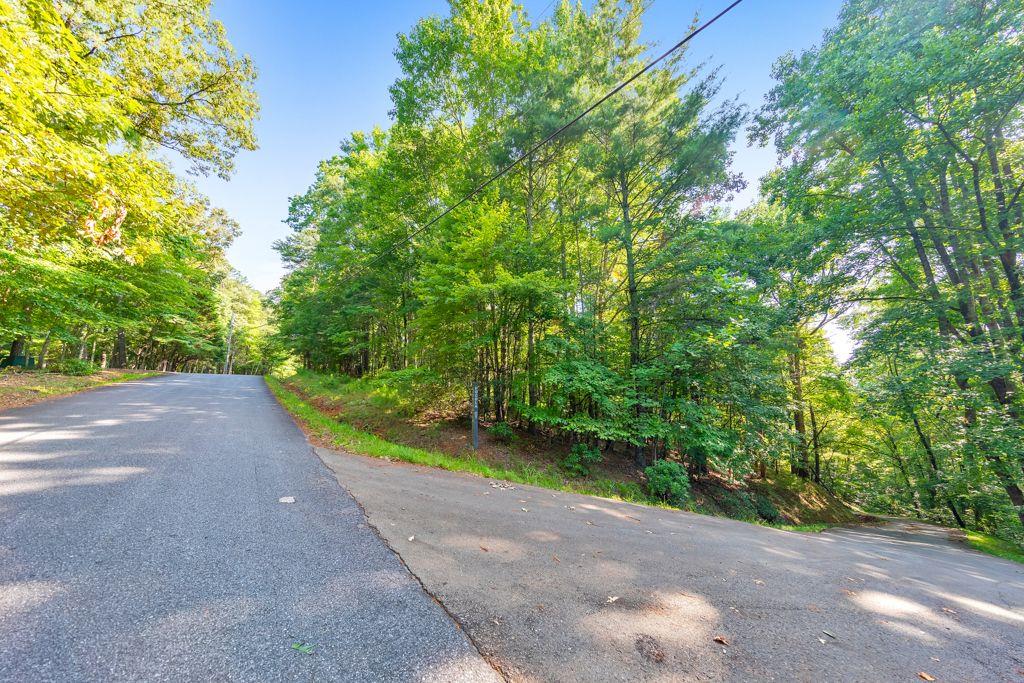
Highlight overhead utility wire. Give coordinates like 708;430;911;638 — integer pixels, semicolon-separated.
340;0;744;287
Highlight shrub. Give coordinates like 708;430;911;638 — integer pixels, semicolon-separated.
488;421;516;444
50;358;98;376
753;494;783;523
562;443;602;478
644;460;691;506
714;489;757;520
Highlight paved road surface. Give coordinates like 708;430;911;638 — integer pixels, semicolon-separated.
0;374;498;682
318;447;1024;683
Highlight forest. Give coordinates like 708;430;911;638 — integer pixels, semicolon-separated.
274;0;1024;543
0;0;276;375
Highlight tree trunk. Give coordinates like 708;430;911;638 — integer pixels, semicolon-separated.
620;176;644;467
788;339;810;479
809;403;822;484
5;336;25;365
38;331;52;369
111;328;128;368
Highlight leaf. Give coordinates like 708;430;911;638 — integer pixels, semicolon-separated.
713;635;730;646
291;642;315;655
917;673;935;682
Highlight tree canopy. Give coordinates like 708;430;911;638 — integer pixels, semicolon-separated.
274;0;1024;542
1;0;270;373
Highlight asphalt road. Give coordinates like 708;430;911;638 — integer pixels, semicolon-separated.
317;447;1024;683
0;374;499;682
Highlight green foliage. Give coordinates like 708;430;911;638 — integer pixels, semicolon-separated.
966;531;1024;565
269;0;1024;543
712;489;757;520
267;375;660;507
562;443;603;478
488;421;517;444
273;0;771;489
753;494;783;524
644;460;692;507
753;0;1024;535
0;0;259;375
49;359;98;376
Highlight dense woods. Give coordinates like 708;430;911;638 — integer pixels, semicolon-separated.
0;0;273;373
275;0;1024;541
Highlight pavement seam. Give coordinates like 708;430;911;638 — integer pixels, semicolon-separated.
265;379;509;681
318;446;512;683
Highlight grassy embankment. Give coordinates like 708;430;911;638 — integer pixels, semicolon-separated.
0;369;159;412
267;369;861;531
965;530;1024;563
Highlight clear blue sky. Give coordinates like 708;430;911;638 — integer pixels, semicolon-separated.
194;0;844;293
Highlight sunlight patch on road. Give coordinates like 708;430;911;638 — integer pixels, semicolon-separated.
0;580;65;615
0;466;148;496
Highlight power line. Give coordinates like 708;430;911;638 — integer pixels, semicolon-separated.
338;0;744;289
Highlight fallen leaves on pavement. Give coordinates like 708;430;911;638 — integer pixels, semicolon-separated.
917;673;935;681
713;635;729;646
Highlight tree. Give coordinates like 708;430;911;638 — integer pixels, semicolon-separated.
754;0;1024;527
1;0;259;373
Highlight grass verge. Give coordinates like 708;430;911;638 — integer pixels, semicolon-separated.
0;369;159;412
266;375;662;507
965;530;1024;564
769;523;832;533
267;374;863;533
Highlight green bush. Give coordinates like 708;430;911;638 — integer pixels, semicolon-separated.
50;358;98;376
488;421;516;444
714;489;757;520
644;460;691;506
753;494;783;523
562;443;602;478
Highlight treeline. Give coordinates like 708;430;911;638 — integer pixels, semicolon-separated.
276;0;1024;538
0;0;274;374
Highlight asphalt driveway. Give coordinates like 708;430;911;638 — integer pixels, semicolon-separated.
316;446;1024;683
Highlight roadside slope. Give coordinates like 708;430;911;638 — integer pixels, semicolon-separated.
0;369;158;412
317;445;1024;683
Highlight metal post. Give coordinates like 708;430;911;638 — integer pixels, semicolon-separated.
472;382;479;451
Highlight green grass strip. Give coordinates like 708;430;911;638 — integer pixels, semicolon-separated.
965;530;1024;564
266;375;660;506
